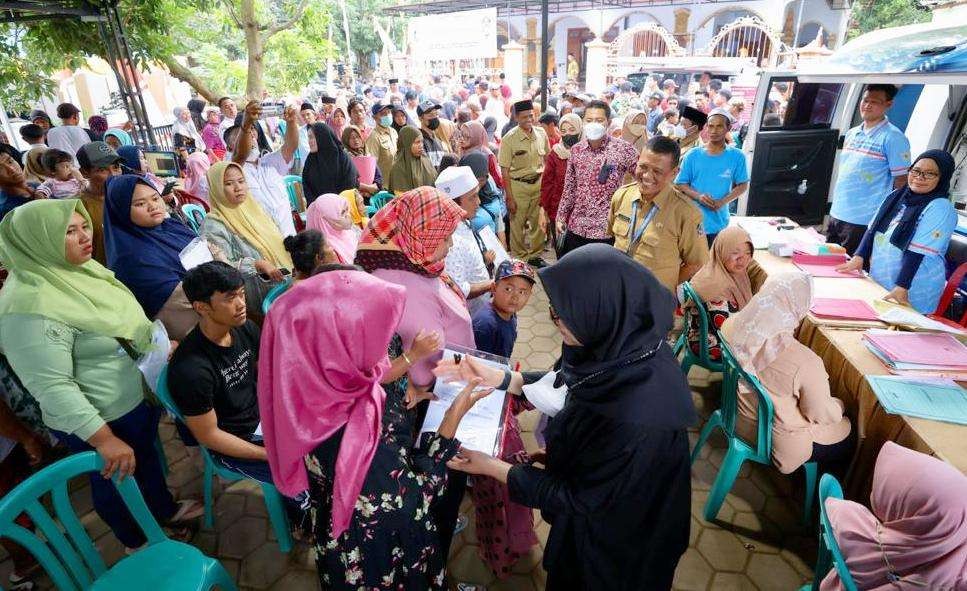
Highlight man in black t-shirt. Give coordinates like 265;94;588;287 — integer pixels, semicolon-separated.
167;262;272;483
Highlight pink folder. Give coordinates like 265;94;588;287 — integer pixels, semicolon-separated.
352;156;377;185
864;332;967;367
810;298;879;321
792;252;848;266
792;251;861;278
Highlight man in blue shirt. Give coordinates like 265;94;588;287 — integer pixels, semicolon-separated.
646;92;664;135
674;110;749;245
827;84;911;254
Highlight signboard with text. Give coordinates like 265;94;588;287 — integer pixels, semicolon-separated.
407;8;498;61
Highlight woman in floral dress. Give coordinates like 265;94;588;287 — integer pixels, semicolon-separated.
257;268;492;590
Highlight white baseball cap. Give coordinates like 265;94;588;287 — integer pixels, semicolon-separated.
434;166;478;199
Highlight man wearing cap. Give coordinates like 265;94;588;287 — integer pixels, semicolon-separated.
29;109;52;132
675;109;749;245
319;95;336;118
609;136;708;292
678;106;707;156
47;103;93;165
499;100;550;267
76;142;124;264
437;166;496;313
417;100;446;168
365;103;398;179
645;92;664;135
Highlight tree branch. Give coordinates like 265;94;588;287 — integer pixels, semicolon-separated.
264;0;310;39
158;54;220;103
221;0;245;30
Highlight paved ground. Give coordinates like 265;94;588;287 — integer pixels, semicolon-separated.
0;266;819;591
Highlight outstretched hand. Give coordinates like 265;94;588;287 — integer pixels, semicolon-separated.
433;356;503;388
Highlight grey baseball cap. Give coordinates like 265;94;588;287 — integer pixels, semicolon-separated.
76;141;123;170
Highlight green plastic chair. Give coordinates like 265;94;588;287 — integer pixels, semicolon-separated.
690;340;818;523
800;474;858;591
261;279;292;315
181;204;207;235
0;451;237;591
365;191;395;217
283;175;304;213
155;369;293;553
673;282;724;375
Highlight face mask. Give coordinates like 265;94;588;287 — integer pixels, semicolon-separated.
584;122;606;141
521;370;567;417
672;124;687;139
627;123;646;137
379;115;392;127
426;118;440;131
561;134;580;148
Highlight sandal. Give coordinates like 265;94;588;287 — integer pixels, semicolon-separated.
167;499;204;524
8;573;35;591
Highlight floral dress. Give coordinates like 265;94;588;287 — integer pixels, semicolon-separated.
686;299;739;362
305;335;460;590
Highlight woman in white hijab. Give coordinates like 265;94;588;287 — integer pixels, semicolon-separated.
172;106;207;156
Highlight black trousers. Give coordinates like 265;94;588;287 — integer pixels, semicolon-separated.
558;231;615;259
825;217;868;256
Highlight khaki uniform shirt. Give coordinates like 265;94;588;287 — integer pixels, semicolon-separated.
609;183;709;291
365;125;398;183
497;125;549;183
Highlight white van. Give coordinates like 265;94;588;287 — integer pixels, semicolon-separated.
739;21;967;244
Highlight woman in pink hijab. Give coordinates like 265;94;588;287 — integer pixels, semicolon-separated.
457;120;503;188
258;268;491;590
822;441;967;590
305;193;360;265
182;151;211;202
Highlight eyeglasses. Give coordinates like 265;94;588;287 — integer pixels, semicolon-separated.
549;305;560;323
908;167;940;181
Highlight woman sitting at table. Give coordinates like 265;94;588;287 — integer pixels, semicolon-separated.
306;193;360;265
721;272;853;477
837;149;957;314
203;161;292;315
686;226;767;361
104;175;224;340
820;441;966;591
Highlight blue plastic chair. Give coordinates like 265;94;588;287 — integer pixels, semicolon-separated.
365;190;395;217
283;175;304;212
673;282;724;375
155;369;293;553
181;204;207;235
690;340;818;523
800;474;858;591
0;451;237;591
261;279;292;315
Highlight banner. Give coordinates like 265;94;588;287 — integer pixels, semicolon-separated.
407;8;497;61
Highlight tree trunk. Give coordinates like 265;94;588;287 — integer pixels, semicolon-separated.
240;0;265;100
159;55;219;103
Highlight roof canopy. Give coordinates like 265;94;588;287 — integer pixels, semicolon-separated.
384;0;756;17
0;0;102;24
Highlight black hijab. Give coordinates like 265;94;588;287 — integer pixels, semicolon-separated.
302;122;359;206
538;243;696;429
868;149;956;251
459;152;500;205
187;98;207;133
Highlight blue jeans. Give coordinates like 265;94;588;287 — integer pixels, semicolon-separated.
54;403;177;549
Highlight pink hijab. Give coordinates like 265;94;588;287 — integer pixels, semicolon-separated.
326;107;347;142
258;270;404;538
821;442;967;590
183;151;211;200
306;193;359;265
460;120;492;156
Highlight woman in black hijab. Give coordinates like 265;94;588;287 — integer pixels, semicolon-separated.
437;244;696;590
302;122;359;206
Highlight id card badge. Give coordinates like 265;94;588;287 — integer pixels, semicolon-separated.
179;237;214;271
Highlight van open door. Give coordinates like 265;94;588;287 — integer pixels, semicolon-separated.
742;72;845;225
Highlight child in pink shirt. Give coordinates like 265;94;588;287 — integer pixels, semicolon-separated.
36;149;86;199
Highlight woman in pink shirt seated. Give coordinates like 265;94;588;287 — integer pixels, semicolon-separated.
353;185;472;560
720;271;853;476
822;441;967;590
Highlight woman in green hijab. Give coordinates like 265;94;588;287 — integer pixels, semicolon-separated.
0;199;203;551
387;125;438;194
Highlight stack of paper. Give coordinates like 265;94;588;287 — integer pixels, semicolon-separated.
792;252;862;279
863;329;967;378
866;375;967;426
810;298;879;321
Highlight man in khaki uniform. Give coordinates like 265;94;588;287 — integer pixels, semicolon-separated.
365;103;397;181
499;100;550;266
609;136;708;292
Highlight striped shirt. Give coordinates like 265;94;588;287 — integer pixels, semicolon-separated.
830;118;911;226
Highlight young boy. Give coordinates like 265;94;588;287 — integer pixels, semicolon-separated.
36;149;86;199
472;260;536;358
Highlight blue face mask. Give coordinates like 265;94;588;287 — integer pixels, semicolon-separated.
379;115;392;127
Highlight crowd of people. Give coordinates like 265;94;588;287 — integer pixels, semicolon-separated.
0;69;963;591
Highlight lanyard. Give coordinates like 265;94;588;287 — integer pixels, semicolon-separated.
626;199;659;255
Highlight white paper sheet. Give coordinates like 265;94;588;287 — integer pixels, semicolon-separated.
138;320;171;394
877;307;966;335
179;237;214;271
478;226;510;270
422;349;509;455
